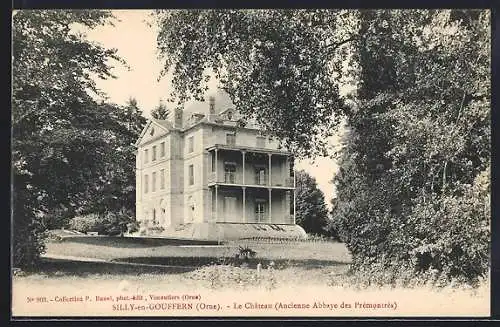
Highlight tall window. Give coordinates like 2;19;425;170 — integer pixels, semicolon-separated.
256;136;265;148
189;164;194;185
226;133;236;146
255;167;267;185
160;142;165;157
152;145;157;161
144;174;149;193
224;163;236;183
188;136;194;153
255;201;266;222
144;149;149;164
287;191;293;215
152;171;157;192
160;169;165;189
211;152;216;172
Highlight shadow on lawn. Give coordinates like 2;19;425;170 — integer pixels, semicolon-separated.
24;259;198;277
58;236;220;248
112;256;351;270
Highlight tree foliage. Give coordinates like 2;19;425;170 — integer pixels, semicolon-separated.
154;9;357;158
332;10;490;284
12;10;144;268
154;9;490;285
151;100;170;120
295;170;329;236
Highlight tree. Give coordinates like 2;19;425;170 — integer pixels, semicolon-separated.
154;9;355;158
153;9;490;284
12;10;126;268
295;170;329;236
332;10;490;284
151;100;170;120
124;97;147;133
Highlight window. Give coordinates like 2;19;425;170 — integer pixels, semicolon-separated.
287;191;293;215
224;163;236;183
152;145;157;161
289;158;295;177
189;164;194;185
188;196;195;221
160;142;165;157
144;149;149;164
211;152;216;172
256;136;265;148
160;169;165;189
152;171;157;192
255;200;266;222
226;133;236;146
224;196;237;220
255;167;267;185
188;136;194;153
144;174;149;193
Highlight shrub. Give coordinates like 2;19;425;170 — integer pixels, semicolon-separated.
68;213;104;234
333;166;490;287
235;246;257;262
126;221;140;234
68;208;137;236
12;187;47;269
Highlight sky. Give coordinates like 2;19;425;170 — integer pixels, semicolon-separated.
85;10;342;206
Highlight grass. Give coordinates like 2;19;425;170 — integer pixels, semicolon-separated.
44;234;352;264
14;233;352;291
13;235;490;317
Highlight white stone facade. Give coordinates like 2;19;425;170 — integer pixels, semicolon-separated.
135;93;306;240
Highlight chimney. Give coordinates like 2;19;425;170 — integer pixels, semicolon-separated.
209;96;215;115
174;107;183;128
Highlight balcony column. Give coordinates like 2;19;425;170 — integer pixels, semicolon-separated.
215;185;219;222
268;188;272;223
292;158;296;224
242;151;246;185
242;187;246;223
268;153;272;186
285;156;289;186
215;149;218;183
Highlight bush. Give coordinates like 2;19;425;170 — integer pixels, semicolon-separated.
126;221;140;234
67;208;137;236
12;189;47;269
68;213;104;234
235;246;257;261
333;166;490;287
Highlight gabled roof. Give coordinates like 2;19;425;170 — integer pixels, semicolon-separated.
134;119;176;147
154;119;174;130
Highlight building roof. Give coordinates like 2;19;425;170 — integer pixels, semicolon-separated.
153;119;174;130
183;88;234;116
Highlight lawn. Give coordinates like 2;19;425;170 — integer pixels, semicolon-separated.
44;233;352;269
12;234;490;317
18;233;352;291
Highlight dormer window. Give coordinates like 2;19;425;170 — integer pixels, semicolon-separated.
256;136;266;148
227;111;233;120
226;133;236;146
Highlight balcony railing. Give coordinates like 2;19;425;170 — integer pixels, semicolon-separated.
224;172;236;184
209;214;295;224
208;172;294;187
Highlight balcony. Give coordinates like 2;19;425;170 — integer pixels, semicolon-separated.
207;172;294;189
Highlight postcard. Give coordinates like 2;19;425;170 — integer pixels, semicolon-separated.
11;8;491;318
